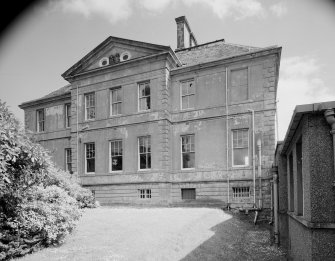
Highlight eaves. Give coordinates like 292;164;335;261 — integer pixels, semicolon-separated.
19;92;71;109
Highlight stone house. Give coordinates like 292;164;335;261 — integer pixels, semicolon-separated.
274;101;335;260
19;16;281;208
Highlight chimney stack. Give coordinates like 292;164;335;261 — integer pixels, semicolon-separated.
175;16;197;50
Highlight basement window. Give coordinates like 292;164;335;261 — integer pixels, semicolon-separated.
139;189;151;199
181;188;196;200
233;187;250;198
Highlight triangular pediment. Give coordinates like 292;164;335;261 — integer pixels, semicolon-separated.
62;36;172;80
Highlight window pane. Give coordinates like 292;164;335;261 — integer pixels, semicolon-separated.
183;152;195;168
188;82;195;94
144;85;150;96
139;84;145;97
112;155;122;171
87;158;95;172
182;96;188;110
147;153;151;168
188;95;195;108
181;83;187;95
117;89;122;102
140;154;147;169
117;103;122;114
233;148;248;166
146;96;150;110
140;97;150;111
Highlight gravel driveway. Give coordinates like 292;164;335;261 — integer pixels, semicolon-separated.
17;207;286;261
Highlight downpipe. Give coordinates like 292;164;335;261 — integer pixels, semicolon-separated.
324;109;335;188
257;139;262;209
248;109;256;207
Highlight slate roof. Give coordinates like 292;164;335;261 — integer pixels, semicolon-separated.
20;39;271;107
41;84;71;99
175;39;261;66
19;84;71;108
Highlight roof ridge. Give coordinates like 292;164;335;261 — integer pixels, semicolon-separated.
222;42;261;50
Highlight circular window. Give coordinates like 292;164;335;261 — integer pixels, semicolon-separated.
99;57;109;67
120;51;131;61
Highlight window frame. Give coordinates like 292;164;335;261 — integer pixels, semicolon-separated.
180;79;195;110
65;148;72;173
84;92;96;121
110;87;122;116
181;134;195;170
138;81;151;112
138;189;152;199
36;108;45;132
109;139;123;173
232;129;249;167
65;103;71;128
232;187;250;198
138;136;151;171
85;142;95;174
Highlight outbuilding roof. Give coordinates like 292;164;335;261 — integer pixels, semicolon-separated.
281;101;335;155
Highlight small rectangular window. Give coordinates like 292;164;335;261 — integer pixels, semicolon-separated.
85;143;95;173
138;189;151;199
181;188;196;200
232;129;249;167
138;136;151;170
65;148;72;173
65;104;71;128
36;109;45;132
296;138;303;216
110;88;122;116
110;140;122;172
181;135;195;169
85;93;95;120
181;80;195;110
288;153;294;212
233;187;250;198
138;82;150;111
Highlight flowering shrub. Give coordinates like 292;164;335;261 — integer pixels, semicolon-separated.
0;100;96;260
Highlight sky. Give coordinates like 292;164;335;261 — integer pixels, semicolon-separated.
0;0;335;140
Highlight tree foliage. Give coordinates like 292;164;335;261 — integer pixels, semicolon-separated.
0;100;96;260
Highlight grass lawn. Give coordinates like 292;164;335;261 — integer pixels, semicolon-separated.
16;207;286;261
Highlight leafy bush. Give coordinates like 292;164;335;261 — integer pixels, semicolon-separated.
0;100;96;260
20;185;82;244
